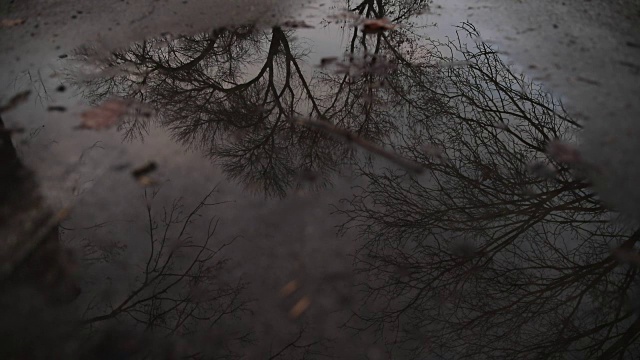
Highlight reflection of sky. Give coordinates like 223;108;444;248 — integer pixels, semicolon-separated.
0;0;490;206
3;0;637;358
0;0;583;300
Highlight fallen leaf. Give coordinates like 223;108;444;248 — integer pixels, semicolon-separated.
47;105;67;112
0;18;26;29
55;207;72;222
0;91;31;114
319;57;339;67
361;18;397;33
136;175;157;187
77;99;130;130
280;280;299;297
131;161;158;179
289;296;311;318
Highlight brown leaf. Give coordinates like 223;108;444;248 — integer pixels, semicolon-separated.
279;280;299;298
131;161;158;186
136;175;157;187
77;99;130;130
0;18;26;28
361;18;397;33
131;161;157;179
47;105;67;112
0;91;31;114
289;296;311;318
57;207;71;220
319;57;339;67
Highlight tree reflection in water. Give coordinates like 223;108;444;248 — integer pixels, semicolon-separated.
336;21;640;360
72;0;434;198
72;187;250;358
66;0;640;358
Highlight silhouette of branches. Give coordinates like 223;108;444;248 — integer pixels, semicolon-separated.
75;186;250;358
336;22;640;359
70;1;435;197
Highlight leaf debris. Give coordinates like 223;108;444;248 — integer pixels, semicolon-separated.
289;296;311;318
47;105;67;112
0;18;26;28
280;280;299;298
77;99;130;130
132;161;157;178
361;18;398;33
0;91;31;114
281;20;314;29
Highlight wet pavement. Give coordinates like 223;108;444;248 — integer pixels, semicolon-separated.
1;0;640;359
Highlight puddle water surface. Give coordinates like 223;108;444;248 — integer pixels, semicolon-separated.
2;0;640;359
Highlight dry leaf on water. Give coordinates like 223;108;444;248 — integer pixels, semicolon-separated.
0;18;26;29
280;280;299;297
0;91;31;114
77;99;130;130
319;57;339;67
131;161;158;186
131;161;157;179
136;176;157;187
289;296;311;318
47;105;67;112
361;18;398;33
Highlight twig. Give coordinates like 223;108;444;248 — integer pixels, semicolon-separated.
291;117;424;174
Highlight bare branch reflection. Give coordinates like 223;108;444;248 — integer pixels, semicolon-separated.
336;23;640;359
71;0;433;197
66;187;251;359
63;1;640;358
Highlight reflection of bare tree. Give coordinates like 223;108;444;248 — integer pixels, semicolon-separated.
71;187;250;358
337;23;640;359
264;325;326;360
73;27;349;197
71;0;433;197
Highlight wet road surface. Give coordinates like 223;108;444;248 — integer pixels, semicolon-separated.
1;0;640;359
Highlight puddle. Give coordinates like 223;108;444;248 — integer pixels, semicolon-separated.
2;0;640;358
